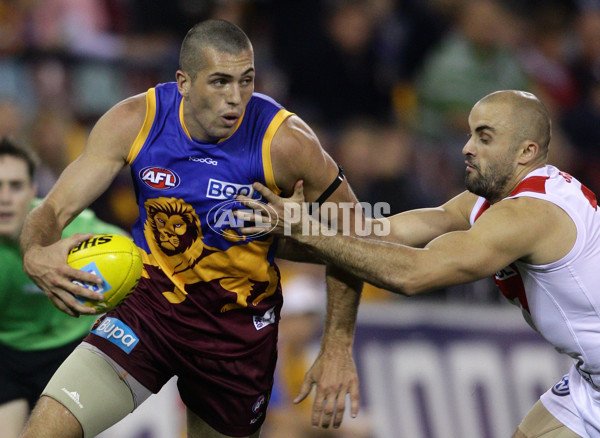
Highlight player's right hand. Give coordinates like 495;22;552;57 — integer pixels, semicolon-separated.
22;233;105;317
294;344;360;429
236;180;314;239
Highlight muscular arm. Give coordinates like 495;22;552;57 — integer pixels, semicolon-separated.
295;196;575;295
276;238;325;263
276;185;476;260
270;115;362;428
20;94;146;316
368;190;476;247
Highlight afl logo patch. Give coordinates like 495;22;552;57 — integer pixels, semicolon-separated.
140;167;180;190
551;374;570;396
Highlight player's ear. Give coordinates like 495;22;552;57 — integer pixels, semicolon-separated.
517;140;539;165
176;70;191;97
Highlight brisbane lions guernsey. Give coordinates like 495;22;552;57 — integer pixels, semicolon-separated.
122;82;292;358
470;165;600;381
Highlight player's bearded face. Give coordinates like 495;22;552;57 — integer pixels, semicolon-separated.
465;149;514;201
464;101;520;203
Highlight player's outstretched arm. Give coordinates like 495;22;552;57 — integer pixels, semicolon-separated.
20;94;146;316
240;181;477;250
242;183;572;296
269;115;363;429
367;190;477;247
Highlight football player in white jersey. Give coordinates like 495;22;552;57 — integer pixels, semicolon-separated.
239;90;600;437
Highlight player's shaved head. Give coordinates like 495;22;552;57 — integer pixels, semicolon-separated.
179;19;253;81
477;90;552;158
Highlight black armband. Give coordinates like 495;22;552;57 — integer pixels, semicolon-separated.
308;164;345;215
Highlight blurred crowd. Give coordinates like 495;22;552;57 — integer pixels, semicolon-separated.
2;0;600;306
5;1;599;436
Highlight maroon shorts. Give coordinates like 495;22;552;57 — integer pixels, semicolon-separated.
84;304;278;437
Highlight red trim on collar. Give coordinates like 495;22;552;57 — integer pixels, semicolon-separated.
509;176;549;197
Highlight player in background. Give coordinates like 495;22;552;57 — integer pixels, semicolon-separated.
240;90;600;437
18;19;362;438
0;137;127;438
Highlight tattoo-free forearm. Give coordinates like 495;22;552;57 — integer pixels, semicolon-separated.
321;264;362;352
275;237;326;264
297;232;418;295
19;202;64;256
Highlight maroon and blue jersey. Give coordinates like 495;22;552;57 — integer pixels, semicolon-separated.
103;82;293;359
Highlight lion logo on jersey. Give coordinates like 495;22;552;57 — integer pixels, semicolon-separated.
145;197;201;255
143;197;215;275
142;197;278;312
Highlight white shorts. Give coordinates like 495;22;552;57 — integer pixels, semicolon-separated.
541;365;600;438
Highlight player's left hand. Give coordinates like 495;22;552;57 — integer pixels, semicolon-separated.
294;344;360;428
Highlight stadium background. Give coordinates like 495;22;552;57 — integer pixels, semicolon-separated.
0;0;595;436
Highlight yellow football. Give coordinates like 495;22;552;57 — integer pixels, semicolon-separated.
67;234;142;313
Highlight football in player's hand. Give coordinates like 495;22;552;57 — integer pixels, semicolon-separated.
67;234;142;313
